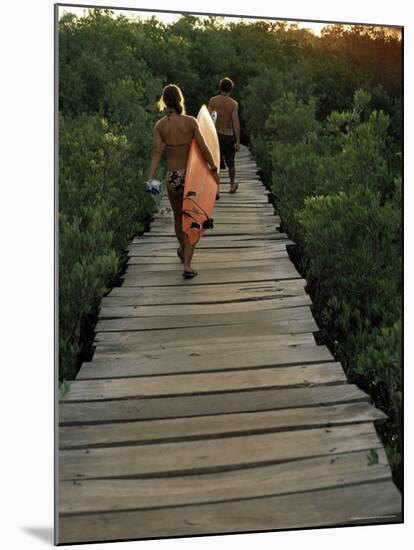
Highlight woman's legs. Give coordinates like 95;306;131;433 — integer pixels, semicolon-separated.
167;185;195;272
182;234;195;273
173;211;185;252
167;185;184;248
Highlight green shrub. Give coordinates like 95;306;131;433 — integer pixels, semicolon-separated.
296;185;401;475
59;111;156;380
296;187;401;326
59;208;119;380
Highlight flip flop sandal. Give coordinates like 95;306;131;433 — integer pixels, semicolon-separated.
182;270;198;279
177;247;184;262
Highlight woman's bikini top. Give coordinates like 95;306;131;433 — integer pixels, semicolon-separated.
165;142;190;149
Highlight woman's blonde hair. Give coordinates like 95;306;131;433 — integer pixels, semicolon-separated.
157;84;186;115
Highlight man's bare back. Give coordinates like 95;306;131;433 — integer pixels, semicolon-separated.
208;95;238;136
208;78;241;192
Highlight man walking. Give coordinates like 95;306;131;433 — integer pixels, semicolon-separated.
208;77;240;193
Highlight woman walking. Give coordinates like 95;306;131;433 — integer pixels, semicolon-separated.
148;84;220;278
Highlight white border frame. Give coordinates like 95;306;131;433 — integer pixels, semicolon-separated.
1;1;411;548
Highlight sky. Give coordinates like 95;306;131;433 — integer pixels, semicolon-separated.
58;6;331;35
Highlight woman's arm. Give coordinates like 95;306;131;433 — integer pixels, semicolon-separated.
148;124;164;180
192;119;220;183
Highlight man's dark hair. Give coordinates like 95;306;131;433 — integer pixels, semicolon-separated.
219;77;234;93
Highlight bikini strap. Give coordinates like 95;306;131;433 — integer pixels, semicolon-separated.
165;142;189;148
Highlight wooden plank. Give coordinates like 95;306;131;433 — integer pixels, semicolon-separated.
214;193;266;197
225;165;257;169
148;228;279;237
212;197;271;202
127;239;283;252
130;235;285;243
153;209;274;216
145;215;273;224
157;203;267;212
149;218;277;227
218;178;262;182
128;244;285;255
105;277;305;297
59;401;387;449
149;221;277;230
132;236;287;248
136;233;282;243
59;402;385;449
101;304;306;322
93;323;317;349
99;294;310;317
59;384;370;424
80;341;332;378
218;181;263;186
59;423;381;480
229;167;258;172
187;184;264;190
126;242;288;254
204;195;270;201
59;448;390;513
206;208;275;214
146;228;278;237
195;196;275;205
102;279;306;306
127;240;293;254
150;221;277;230
202;190;267;195
152;214;278;222
99;295;311;318
96;305;316;332
207;202;271;208
96;317;316;336
95;304;315;333
143;222;270;231
124;258;290;272
216;174;262;178
92;334;319;358
63;363;346;402
155;204;270;211
126;246;291;257
196;209;275;216
127;250;289;266
122;263;302;287
187;208;274;216
151;209;272;217
58;480;401;543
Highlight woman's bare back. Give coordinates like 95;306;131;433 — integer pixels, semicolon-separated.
151;111;218;180
156;113;194;171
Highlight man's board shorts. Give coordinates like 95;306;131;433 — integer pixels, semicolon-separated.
217;132;236;170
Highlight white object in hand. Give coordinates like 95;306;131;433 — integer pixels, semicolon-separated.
146;178;162;195
211;110;217;125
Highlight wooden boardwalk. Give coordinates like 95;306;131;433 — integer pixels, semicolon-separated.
58;145;401;544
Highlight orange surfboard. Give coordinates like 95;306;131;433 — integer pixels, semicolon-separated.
182;105;220;245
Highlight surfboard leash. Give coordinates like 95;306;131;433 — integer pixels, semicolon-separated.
182;195;215;246
183;193;214;229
